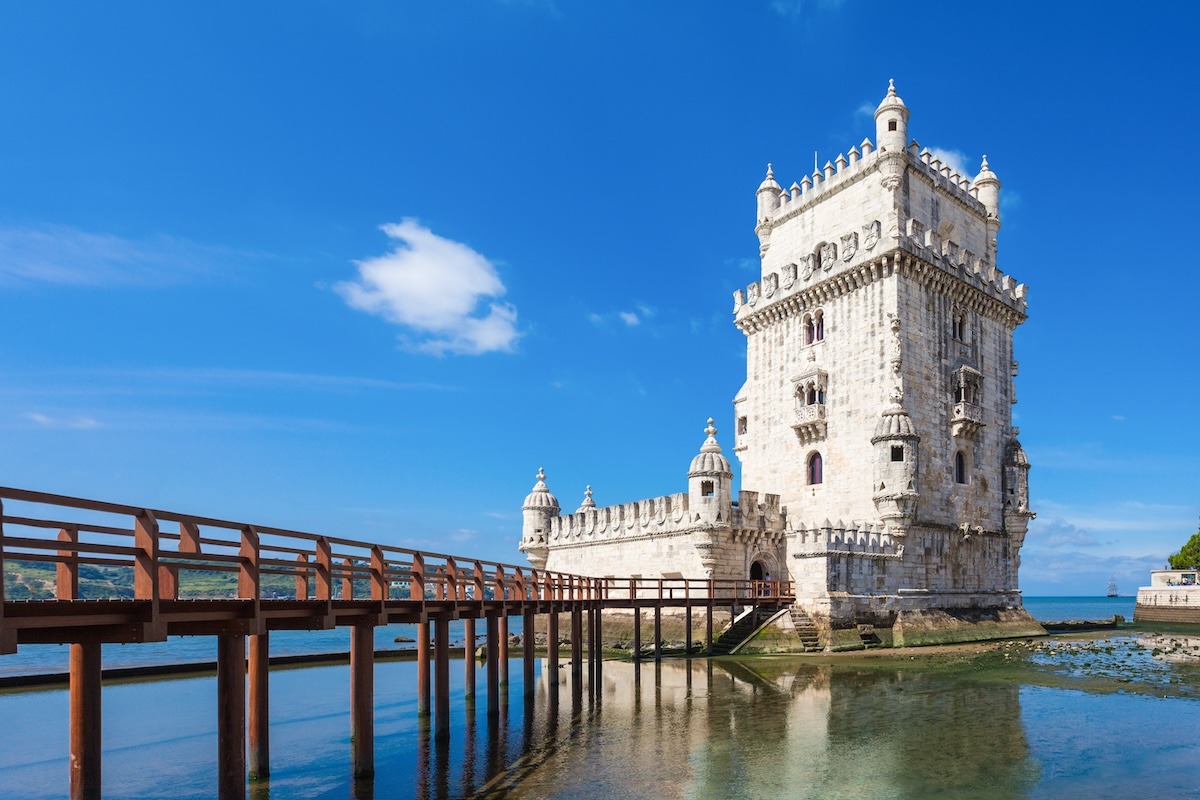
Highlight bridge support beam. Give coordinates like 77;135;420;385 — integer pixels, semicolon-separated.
434;615;450;740
706;605;714;655
463;616;476;700
653;607;662;661
685;606;693;656
69;641;102;800
570;608;583;707
498;615;509;687
632;607;641;662
546;611;559;698
485;615;499;717
217;633;246;800
586;607;595;692
522;610;535;698
594;607;603;693
248;633;270;782
416;620;430;718
351;623;375;776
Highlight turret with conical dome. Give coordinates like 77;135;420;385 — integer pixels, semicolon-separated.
519;467;558;570
687;418;733;525
871;387;920;536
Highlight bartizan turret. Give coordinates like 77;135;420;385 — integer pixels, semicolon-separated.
972;155;1001;263
755;164;782;256
874;78;909;197
1002;431;1035;544
871;387;920;537
687;418;733;526
519;467;558;570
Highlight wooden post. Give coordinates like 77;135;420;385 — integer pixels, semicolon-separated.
217;633;246;800
133;510;159;610
522;610;535;698
351;623;375;776
463;616;476;700
685;605;693;656
416;620;430;718
546;610;559;699
248;633;270;781
594;606;603;693
632;607;641;662
315;539;332;601
570;608;582;706
57;527;80;600
340;557;354;601
294;553;309;599
585;607;595;691
69;641;102;800
434;615;450;740
706;603;714;656
498;615;509;687
653;606;662;661
485;615;499;717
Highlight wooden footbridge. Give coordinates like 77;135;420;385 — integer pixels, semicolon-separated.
0;487;793;800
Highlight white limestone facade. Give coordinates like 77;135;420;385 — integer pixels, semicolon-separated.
520;81;1042;647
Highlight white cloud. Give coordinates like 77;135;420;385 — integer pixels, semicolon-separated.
0;224;245;286
928;147;971;178
590;305;654;328
336;219;521;356
1112;414;1127;422
619;311;640;326
23;411;100;429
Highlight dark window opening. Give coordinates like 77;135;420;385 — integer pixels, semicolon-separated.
891;446;904;462
888;120;898;131
808;452;824;485
701;480;714;497
805;316;815;344
955;451;967;484
737;416;748;435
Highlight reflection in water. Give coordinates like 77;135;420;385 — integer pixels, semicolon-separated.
2;650;1198;799
392;657;1037;800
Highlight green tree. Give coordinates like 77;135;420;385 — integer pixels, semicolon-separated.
1168;529;1200;570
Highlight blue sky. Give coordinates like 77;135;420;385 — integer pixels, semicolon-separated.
1;1;1196;596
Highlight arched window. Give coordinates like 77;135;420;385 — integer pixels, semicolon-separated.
804;314;815;345
814;310;825;342
807;452;824;485
806;385;817;405
955;451;967;484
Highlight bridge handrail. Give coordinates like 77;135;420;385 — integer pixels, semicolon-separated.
0;487;794;608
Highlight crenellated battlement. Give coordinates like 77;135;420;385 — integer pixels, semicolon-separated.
544;488;785;548
764;138;881;224
906;141;986;211
790;519;904;560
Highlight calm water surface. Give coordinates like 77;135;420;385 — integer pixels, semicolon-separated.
1;642;1197;799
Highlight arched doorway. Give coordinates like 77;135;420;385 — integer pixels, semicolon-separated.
750;560;766;581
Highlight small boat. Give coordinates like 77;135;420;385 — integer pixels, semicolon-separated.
1107;575;1119;597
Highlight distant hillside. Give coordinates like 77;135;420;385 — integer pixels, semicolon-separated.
3;559;318;600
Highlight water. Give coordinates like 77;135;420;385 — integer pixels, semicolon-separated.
1;644;1198;799
1021;595;1135;622
0;598;1138;679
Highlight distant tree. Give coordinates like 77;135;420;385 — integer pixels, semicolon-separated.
1168;529;1200;570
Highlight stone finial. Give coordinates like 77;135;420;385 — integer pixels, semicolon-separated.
577;485;595;513
888;77;896;95
534;467;546;486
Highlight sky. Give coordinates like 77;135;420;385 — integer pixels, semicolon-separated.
0;1;1197;596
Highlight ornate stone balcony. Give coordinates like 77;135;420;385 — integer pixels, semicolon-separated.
792;403;826;444
951;401;984;439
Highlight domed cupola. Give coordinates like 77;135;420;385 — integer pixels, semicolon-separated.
688;418;733;524
874;78;909;155
755;163;783;253
689;418;733;478
522;467;560;513
871;388;920;536
520;467;559;570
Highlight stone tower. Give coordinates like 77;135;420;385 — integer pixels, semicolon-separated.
521;80;1040;648
733;80;1039;645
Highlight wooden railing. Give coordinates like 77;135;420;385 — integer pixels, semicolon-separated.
0;486;793;650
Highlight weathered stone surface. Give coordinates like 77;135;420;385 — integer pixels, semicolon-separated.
519;81;1039;649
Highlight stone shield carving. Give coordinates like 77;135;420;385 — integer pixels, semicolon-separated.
763;272;778;297
820;242;836;271
841;232;858;262
800;254;815;281
781;263;797;289
863;220;880;250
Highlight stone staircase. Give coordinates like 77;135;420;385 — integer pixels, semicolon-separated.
710;606;778;655
789;607;824;652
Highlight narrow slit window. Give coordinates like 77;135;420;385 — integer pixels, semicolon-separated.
891;445;904;462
